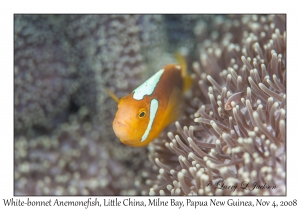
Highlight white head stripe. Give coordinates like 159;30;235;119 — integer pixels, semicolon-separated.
140;99;159;142
175;65;181;70
133;69;164;100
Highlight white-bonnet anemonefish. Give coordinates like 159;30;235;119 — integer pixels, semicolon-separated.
109;58;193;147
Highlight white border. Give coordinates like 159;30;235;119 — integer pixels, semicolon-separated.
1;1;298;210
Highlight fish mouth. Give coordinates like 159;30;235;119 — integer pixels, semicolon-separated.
114;120;128;128
112;119;130;140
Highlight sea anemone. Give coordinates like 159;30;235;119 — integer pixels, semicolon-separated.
146;14;286;196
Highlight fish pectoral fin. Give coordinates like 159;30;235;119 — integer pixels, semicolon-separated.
161;87;183;128
105;88;120;103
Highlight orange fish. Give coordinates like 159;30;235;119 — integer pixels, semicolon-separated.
110;58;192;147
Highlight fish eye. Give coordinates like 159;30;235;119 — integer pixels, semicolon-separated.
138;108;147;118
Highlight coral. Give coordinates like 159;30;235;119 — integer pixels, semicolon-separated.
14;14;169;195
147;14;286;195
14;15;80;134
14;110;152;195
14;14;286;196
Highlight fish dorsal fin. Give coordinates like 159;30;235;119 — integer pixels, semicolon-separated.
183;74;193;93
175;52;193;93
175;52;187;77
105;89;120;103
160;87;183;129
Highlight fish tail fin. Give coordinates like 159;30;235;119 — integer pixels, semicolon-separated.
105;88;119;103
175;52;193;93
